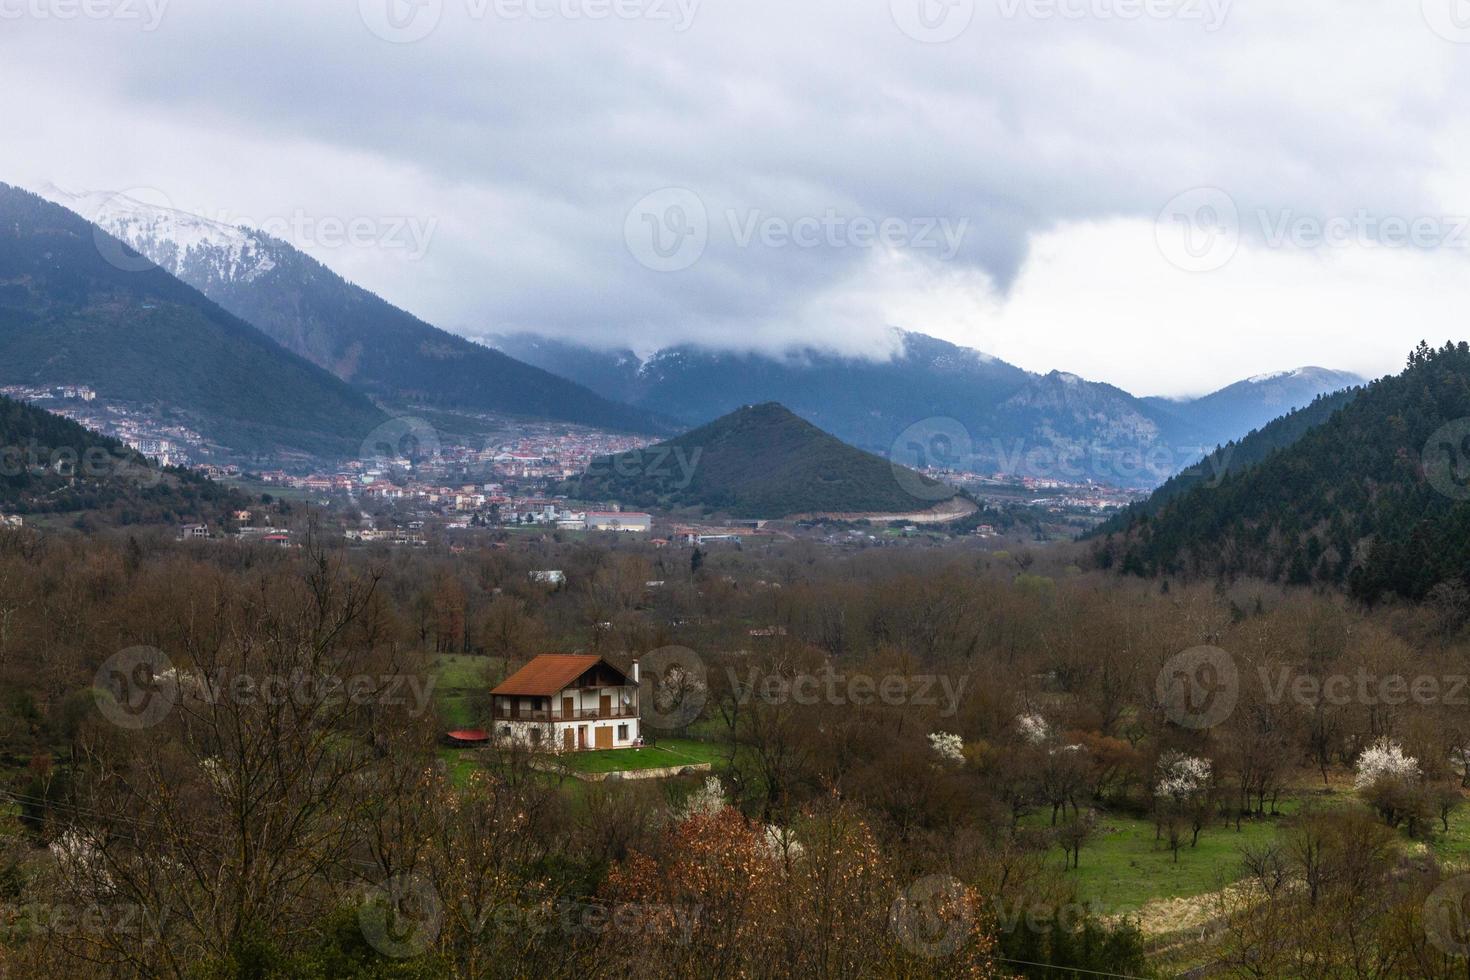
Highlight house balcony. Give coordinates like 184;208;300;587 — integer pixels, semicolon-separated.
504;706;639;723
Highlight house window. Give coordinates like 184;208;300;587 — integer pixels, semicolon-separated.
617;724;629;741
498;724;511;737
529;727;542;746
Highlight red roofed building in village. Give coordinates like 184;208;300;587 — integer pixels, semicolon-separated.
490;654;640;752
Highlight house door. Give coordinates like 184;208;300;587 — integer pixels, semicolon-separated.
578;726;589;750
600;693;612;717
563;727;575;752
595;726;613;749
562;696;575;720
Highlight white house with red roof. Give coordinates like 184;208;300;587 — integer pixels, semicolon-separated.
490;654;640;752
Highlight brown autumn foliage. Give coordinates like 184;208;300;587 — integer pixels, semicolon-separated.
0;521;1465;975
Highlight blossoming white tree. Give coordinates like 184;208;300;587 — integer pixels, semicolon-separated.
1354;737;1425;828
1353;738;1420;791
1016;713;1051;745
1155;753;1212;801
929;731;965;764
680;776;727;820
1154;752;1213;862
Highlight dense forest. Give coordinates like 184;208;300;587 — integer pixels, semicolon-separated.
0;519;1465;975
0;394;254;527
1096;342;1470;604
570;402;956;518
1095;385;1360;530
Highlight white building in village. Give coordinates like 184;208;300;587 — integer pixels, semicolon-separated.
490;654;640;752
587;511;652;533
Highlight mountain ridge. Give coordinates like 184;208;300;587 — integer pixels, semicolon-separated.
0;183;388;459
37;185;668;435
570;401;961;519
493;330;1364;487
1092;341;1470;603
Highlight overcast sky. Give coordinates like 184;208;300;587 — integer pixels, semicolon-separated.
3;0;1469;396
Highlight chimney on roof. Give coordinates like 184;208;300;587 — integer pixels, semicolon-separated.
631;659;639;684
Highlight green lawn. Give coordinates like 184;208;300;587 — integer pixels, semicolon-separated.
433;653;503;690
437;748;481;788
1427;795;1470;865
431;654;502;730
1057;809;1288;914
1053;786;1470;917
654;738;728;766
556;738;723;774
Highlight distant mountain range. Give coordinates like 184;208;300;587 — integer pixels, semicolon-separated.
1096;387;1362;529
571;402;964;520
0;184;387;458
1094;341;1470;603
493;331;1364;488
38;185;666;436
15;181;1365;481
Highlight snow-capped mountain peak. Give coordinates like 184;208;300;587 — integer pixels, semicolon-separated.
34;182;278;285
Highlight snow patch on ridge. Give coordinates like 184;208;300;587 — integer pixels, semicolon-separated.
34;182;278;285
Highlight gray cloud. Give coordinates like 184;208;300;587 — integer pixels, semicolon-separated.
1;0;1466;385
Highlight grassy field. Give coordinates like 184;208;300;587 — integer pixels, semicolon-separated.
1054;808;1288;914
220;476;319;502
431;653;502;729
437;748;481;788
1054;781;1470;921
554;737;728;774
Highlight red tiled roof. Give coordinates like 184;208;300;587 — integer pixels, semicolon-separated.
491;654;623;696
